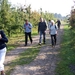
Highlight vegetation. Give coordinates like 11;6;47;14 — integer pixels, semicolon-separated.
0;0;56;37
69;1;75;28
56;24;75;75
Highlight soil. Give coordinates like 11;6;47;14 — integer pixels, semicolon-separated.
4;25;64;75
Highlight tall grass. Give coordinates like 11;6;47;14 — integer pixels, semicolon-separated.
56;24;75;75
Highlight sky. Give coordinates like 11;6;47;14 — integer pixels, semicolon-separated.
8;0;74;16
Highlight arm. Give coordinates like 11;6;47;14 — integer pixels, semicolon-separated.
38;22;40;33
28;23;32;29
0;30;8;43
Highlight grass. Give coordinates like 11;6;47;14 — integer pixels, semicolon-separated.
56;24;75;75
6;45;42;75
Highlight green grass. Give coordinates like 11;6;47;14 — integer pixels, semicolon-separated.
56;24;75;75
6;45;41;75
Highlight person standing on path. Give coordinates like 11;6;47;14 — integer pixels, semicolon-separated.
56;19;61;29
0;30;8;75
38;17;47;45
48;20;58;47
23;19;33;46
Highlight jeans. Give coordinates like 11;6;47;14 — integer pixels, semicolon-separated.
0;47;6;71
39;31;46;43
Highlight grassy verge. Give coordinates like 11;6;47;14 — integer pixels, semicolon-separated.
56;24;75;75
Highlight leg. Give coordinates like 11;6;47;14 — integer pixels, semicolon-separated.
0;47;6;75
28;32;33;44
51;35;54;46
39;31;42;44
43;32;46;44
54;34;57;45
25;32;28;46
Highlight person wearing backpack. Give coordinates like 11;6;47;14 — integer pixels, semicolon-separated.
0;30;8;75
23;19;33;46
48;20;58;47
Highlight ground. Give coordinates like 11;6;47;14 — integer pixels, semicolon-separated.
4;25;64;75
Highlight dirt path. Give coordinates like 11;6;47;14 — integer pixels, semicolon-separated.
5;25;64;75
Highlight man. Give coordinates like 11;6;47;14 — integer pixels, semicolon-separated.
38;17;47;45
56;19;61;29
23;19;33;46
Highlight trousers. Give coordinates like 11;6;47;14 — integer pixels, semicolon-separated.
39;31;46;43
0;47;6;71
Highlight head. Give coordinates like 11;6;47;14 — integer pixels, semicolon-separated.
25;19;28;24
51;20;55;25
40;17;43;22
49;20;51;22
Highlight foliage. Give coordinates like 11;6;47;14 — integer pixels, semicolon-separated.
0;0;57;37
56;24;75;75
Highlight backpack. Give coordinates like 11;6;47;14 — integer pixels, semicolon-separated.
50;25;57;29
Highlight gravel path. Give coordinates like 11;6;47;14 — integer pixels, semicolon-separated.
5;25;64;75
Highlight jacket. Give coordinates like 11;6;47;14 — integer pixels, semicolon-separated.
0;30;8;50
38;22;47;32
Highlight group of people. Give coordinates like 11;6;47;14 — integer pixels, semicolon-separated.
23;17;61;47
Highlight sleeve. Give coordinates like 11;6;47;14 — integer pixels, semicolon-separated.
38;22;40;33
29;23;32;29
0;30;8;43
45;22;47;30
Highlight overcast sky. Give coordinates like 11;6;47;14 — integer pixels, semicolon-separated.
8;0;74;16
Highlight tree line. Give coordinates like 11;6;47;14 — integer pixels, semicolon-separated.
0;0;57;37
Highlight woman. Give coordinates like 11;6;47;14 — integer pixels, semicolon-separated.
0;30;8;75
48;20;58;47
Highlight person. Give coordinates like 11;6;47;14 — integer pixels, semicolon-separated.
56;19;61;29
0;30;8;75
38;17;47;45
48;20;52;30
23;19;33;46
48;20;58;47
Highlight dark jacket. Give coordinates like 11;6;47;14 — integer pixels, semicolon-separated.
0;30;8;50
38;22;47;32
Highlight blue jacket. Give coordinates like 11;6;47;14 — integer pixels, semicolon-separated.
23;23;32;33
0;30;8;50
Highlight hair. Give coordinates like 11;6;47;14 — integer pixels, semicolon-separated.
51;20;55;24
